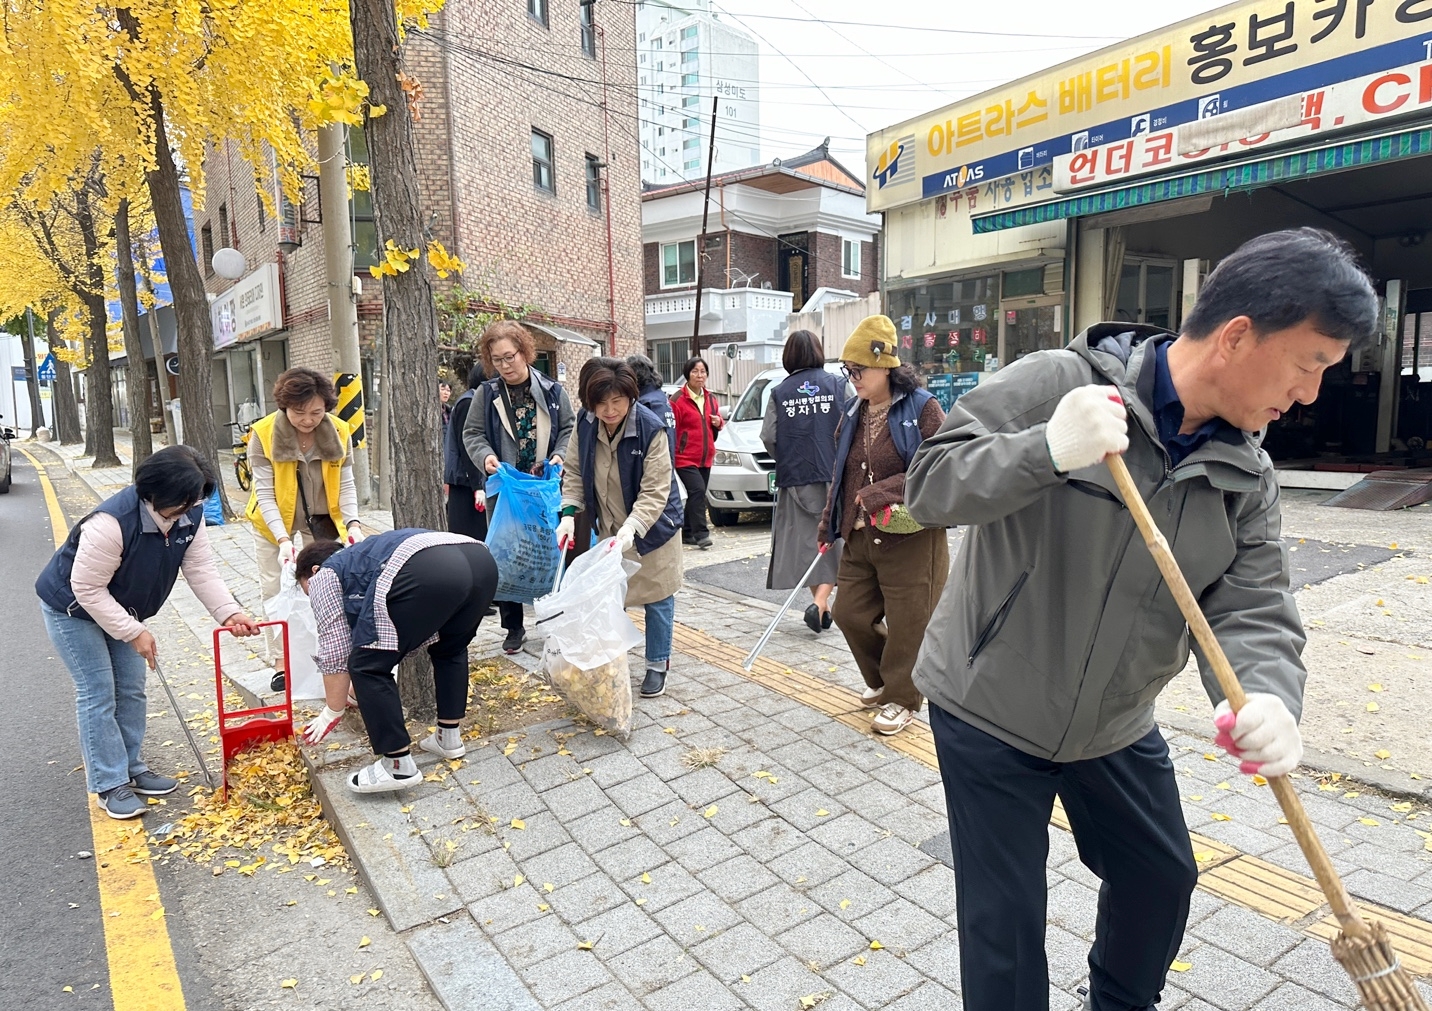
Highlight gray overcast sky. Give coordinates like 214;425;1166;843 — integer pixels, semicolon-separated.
708;0;1230;172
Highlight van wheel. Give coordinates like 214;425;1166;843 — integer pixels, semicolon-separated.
709;508;739;527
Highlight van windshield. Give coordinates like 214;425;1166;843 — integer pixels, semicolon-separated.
733;377;775;422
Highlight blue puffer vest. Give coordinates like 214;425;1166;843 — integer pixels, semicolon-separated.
320;528;427;650
828;387;934;536
576;402;683;555
638;387;677;463
35;486;204;624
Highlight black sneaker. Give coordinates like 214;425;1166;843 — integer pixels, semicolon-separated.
503;630;527;654
270;669;286;692
697;535;713;549
640;664;668;698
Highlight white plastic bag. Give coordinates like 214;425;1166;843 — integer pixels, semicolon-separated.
534;539;643;738
264;562;324;700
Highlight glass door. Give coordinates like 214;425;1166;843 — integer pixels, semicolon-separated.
999;294;1065;366
1114;259;1179;329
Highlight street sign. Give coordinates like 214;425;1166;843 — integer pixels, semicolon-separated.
165;356;180;377
10;366;27;382
37;354;55;382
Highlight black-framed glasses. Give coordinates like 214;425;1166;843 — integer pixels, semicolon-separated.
840;363;866;381
492;352;522;367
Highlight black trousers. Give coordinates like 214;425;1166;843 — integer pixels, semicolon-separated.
348;542;498;755
676;465;711;539
929;705;1197;1011
480;490;525;633
445;482;488;541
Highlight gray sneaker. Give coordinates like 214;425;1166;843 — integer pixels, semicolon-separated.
98;785;145;820
131;771;179;796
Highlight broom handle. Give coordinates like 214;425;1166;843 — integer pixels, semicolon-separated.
1106;455;1369;938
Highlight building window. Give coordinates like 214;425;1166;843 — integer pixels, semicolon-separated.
683;95;699;108
683;138;699;150
585;154;602;211
256;193;266;232
841;239;861;279
661;240;696;288
217;203;230;248
653;37;662;50
651;338;691;385
531;128;555;193
681;73;698;86
200;222;214;276
580;3;596;57
681;25;698;40
349;126;378;269
681;48;697;64
528;0;548;27
684;159;701;170
683;117;698;129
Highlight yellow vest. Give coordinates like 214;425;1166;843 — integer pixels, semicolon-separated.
244;412;352;543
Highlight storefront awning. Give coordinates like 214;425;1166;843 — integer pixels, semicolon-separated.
526;322;600;347
971;127;1432;234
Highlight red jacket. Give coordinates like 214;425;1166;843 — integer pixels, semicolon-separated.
670;385;723;469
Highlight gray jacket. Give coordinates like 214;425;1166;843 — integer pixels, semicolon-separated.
461;369;575;492
906;323;1306;762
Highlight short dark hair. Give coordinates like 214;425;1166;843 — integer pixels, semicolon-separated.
782;329;824;373
626;354;663;393
273;367;338;412
134;445;217;511
889;364;925;396
578;357;641;412
466;362;486;390
1181;228;1378;349
438;380;451;391
681;356;709;381
294;539;346;577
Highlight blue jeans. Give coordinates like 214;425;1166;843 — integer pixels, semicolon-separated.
42;603;151;794
644;595;675;668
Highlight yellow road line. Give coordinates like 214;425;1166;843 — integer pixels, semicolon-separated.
669;617;1432;975
19;447;188;1010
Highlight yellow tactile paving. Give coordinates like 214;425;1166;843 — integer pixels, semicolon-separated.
669;617;1432;975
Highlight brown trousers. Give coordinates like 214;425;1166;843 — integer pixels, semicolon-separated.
831;525;949;711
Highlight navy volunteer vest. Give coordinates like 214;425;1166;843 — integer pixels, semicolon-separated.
638;387;678;463
828;387;935;537
35;486;205;624
770;368;844;489
576;402;683;555
321;528;429;652
482;371;567;463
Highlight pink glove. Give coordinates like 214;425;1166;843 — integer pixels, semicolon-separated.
301;706;344;746
474;489;486;513
1214;694;1302;778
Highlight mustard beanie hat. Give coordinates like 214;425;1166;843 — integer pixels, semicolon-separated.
840;315;901;369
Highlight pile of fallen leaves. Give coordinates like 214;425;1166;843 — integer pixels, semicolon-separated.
464;660;568;737
154;740;348;873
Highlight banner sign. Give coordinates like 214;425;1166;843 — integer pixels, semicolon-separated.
867;0;1432;212
210;262;282;350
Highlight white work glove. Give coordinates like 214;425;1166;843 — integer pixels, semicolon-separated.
556;515;575;550
347;523;366;545
301;706;345;746
1213;693;1302;778
277;539;297;567
1045;385;1129;473
613;519;638;554
474;489;486;513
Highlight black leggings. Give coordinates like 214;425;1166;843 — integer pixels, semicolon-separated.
348;541;498;754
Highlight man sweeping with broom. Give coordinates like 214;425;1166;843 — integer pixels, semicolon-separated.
905;228;1379;1011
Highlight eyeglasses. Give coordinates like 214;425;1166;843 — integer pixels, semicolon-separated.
157;501;200;521
840;364;866;381
492;353;522;367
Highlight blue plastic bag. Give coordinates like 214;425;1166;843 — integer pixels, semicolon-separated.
203;488;225;526
485;461;562;604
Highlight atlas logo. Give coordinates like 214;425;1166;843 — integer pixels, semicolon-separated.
873;140;908;188
797;381;821;397
945;163;984;189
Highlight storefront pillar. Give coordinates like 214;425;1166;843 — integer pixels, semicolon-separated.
1073;224;1109;333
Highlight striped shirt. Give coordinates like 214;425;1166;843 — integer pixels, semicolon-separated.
309;532;474;674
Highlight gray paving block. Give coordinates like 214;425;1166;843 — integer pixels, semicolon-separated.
491;913;583;970
739;699;805;729
626;724;684;758
518;947;616;1006
737;882;824;934
446;847;523;904
808;811;885;856
1192;903;1304;967
776;911;867;968
802;719;869;753
892;863;958;921
650;889;743;946
1046;877;1100;939
708;705;769;735
767;841;851;890
887;982;963;1010
546;872;628;924
637;800;708;846
810;867;899;924
850;897;950;955
766;739;834;772
802;757;873;796
697;853;782;903
483;780;549;822
463;752;527;791
768;702;828;733
566;806;644;855
550;981;633;1011
504;810;575;863
642;744;695;783
739;955;830;1011
601;934;697;997
831;738;902;773
1337;840;1432;880
720;680;768;703
521;752;586;792
905;937;963;994
607;772;680;818
310;765;465;933
689;921;783;981
561;729;627;763
406;916;541;1011
1250;982;1351;1011
1173;942;1282;1009
729;815;808;861
1344;866;1432;913
684;690;744;717
770;788;850;832
573;898;664;958
669;766;742;807
620;861;705;912
1045;925;1090;987
880;803;951;848
520;841;599;890
470;879;553;936
581;750;650;789
664;826;744;874
707;793;780;838
542;775;612;822
734;767;813;805
837;779;909;820
910;783;949;815
590;835;673;882
856;834;938;886
821;947;925;1007
664;710;718;737
642;968;747;1011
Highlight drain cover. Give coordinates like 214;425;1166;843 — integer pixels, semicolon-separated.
1323;469;1432;511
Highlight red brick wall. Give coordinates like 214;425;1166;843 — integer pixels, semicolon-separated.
810;230;878;298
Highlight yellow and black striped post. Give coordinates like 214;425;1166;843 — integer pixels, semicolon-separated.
334;372;366;448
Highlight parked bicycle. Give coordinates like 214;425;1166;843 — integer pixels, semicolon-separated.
231;420;253;492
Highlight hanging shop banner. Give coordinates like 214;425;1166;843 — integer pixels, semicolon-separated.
211;262;282;351
1053;53;1432;191
866;0;1432;213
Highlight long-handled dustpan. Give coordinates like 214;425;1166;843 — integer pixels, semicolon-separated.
1107;453;1428;1011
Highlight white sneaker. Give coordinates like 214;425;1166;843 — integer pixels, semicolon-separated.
418;730;465;760
860;687;882;710
871;703;915;736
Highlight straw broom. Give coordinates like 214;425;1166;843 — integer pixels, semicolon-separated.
1106;454;1428;1011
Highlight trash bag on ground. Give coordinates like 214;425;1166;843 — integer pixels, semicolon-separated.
264;562;323;699
534;539;643;738
203;488;225;526
485;461;562;605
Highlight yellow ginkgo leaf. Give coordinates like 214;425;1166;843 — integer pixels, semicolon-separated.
640;872;652;884
359;936;371;948
280;979;298;989
1203;753;1217;761
349;973;364;985
1368;702;1381;712
538;903;550;912
852;955;866;966
740;975;751;983
513;874;525;887
510;818;526;830
1252;775;1268;787
1368;683;1384;693
1392;802;1414;813
371;970;383;981
815;809;830;817
1376;749;1392;760
839;898;852;910
1360;817;1381;827
619;818;632;827
577;940;594;951
543;883;555;893
1210;813;1231;822
869;940;884;950
703;805;719;819
1170;960;1192;972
